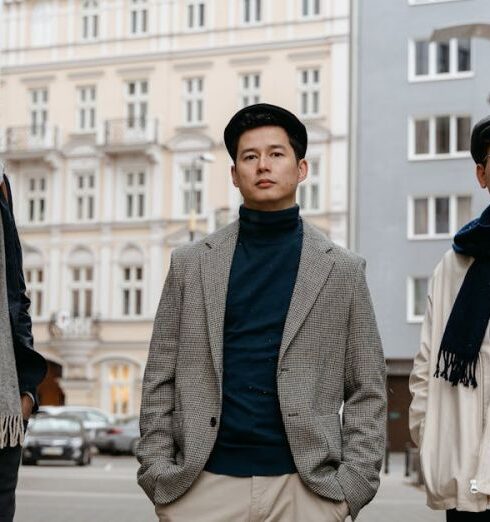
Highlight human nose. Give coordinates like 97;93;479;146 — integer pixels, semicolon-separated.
257;154;270;172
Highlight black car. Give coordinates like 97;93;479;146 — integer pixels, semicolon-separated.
22;415;92;466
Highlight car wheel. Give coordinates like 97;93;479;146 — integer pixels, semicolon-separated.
77;448;91;466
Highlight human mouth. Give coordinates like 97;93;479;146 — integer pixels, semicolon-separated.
256;179;275;188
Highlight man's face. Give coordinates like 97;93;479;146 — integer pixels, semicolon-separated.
476;145;490;193
231;125;307;211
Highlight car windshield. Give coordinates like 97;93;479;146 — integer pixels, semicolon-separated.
30;418;81;434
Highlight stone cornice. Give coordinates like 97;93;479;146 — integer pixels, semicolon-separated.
0;35;348;75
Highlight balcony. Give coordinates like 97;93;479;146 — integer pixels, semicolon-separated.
1;126;60;159
97;118;159;153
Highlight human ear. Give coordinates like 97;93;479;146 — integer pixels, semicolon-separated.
297;158;308;183
231;165;239;188
476;164;487;189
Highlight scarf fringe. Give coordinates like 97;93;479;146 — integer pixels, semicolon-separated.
0;414;24;449
434;348;478;388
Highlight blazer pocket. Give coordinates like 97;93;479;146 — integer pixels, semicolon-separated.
317;413;342;463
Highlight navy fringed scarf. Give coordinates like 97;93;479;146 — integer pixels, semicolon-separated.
435;205;490;388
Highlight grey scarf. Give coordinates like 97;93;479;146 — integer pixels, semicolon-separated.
0;207;23;448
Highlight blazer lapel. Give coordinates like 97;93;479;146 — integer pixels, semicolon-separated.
278;223;336;366
200;221;239;388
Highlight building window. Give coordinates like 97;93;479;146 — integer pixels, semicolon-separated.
105;363;134;416
298;158;321;213
409;195;471;239
187;1;205;29
299;68;320;117
129;0;148;35
410;38;471;80
31;1;53;47
183;77;204;125
122;266;143;316
181;165;203;216
301;0;321;17
408;277;429;322
242;0;261;24
74;171;96;221
76;86;96;132
29;88;48;138
123;170;146;219
239;73;261;108
27;176;47;224
81;0;99;40
126;80;148;131
410;115;471;158
26;268;44;318
70;266;93;318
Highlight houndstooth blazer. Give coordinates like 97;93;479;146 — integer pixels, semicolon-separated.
137;220;386;520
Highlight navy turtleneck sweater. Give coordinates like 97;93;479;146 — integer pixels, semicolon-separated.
205;204;303;476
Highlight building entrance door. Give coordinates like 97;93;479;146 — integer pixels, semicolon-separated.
38;361;65;406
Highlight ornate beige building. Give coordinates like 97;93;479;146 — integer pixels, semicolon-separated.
0;0;350;416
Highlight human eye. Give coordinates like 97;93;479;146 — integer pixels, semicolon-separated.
244;153;257;160
271;151;284;157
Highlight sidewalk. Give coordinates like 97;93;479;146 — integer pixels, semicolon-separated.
358;453;443;522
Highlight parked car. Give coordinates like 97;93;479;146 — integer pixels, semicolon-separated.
36;406;114;450
96;416;140;455
22;415;92;466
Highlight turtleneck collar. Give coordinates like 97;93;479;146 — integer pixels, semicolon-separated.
238;204;301;244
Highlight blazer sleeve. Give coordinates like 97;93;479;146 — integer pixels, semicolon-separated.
337;259;387;520
137;252;182;499
408;277;434;448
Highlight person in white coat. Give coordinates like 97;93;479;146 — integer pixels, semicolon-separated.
409;116;490;521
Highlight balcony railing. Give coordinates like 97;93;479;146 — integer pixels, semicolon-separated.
98;118;158;147
1;126;60;153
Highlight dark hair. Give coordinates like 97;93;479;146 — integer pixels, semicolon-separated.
230;111;303;163
482;139;490;166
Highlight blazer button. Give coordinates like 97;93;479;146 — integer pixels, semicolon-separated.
210;417;217;427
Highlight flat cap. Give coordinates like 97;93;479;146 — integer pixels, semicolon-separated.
471;115;490;164
224;103;307;160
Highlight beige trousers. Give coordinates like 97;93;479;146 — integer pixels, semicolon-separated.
155;471;350;522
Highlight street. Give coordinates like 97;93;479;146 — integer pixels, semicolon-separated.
16;454;443;522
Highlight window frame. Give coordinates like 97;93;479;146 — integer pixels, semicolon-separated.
301;0;321;19
25;266;45;319
297;154;324;215
121;167;148;221
407;276;429;323
182;77;204;126
185;1;206;31
407;194;472;240
408;38;473;82
238;72;261;108
240;0;263;26
121;265;144;317
81;0;99;41
72;170;97;222
129;0;148;36
298;67;321;118
408;114;471;160
25;174;48;225
76;85;97;133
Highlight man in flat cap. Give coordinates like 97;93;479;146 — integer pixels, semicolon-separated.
0;167;47;522
410;116;490;521
137;103;386;521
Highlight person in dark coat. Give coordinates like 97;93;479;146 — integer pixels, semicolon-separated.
0;168;47;522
